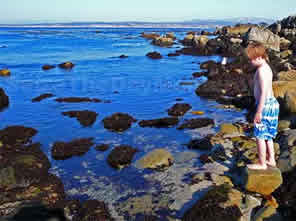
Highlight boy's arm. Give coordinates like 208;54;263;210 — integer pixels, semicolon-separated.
255;68;267;122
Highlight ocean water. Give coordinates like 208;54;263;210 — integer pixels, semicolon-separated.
0;27;246;213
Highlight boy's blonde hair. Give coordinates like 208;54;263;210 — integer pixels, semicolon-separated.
245;41;269;61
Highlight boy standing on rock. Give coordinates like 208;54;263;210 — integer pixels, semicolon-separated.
245;42;280;170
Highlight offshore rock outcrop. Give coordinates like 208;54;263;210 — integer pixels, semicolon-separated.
107;145;137;169
139;117;179;128
32;93;54;102
62;110;98;127
102;113;137;132
51;138;94;160
0;88;9;109
167;103;192;116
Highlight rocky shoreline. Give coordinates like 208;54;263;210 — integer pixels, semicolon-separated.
1;15;296;221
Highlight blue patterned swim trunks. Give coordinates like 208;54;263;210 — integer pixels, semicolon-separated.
254;97;279;140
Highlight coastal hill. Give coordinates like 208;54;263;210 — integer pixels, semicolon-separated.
0;17;275;28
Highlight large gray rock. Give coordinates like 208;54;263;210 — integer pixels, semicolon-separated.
246;27;280;51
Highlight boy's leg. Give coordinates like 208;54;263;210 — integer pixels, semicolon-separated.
247;138;267;170
266;139;276;167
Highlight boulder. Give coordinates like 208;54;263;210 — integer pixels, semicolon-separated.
277;146;296;173
279;50;293;59
272;81;296;98
219;123;244;136
180;34;195;46
245;27;280;51
0;88;9;109
192;35;208;48
0;69;11;76
167;103;192;116
243;167;283;195
107;145;137;169
277;70;296;81
135;148;174;170
186;136;213;150
279;37;291;50
165;32;176;40
152;37;174;47
138;117;179;128
0;125;38;147
273;167;296;220
62;110;98;127
223;24;255;35
51;138;94;160
284;90;296;113
102;113;137;132
177;118;214;130
182;184;243;221
140;32;160;40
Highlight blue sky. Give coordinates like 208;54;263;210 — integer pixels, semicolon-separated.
1;0;295;23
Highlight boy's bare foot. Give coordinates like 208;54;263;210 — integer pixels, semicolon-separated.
247;163;267;170
266;161;277;167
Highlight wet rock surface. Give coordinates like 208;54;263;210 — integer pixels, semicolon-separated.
32;93;54;102
55;97;102;103
62;110;98;127
186;136;213;150
182;184;242;221
177;118;214;130
146;51;162;59
0;125;38;147
102;113;137;132
107;145;138;169
51;138;94;160
167;103;192;116
42;64;56;70
58;62;75;69
139;117;179;128
0;88;9;109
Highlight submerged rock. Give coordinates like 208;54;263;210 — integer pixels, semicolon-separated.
94;144;110;151
0;88;9;109
187;136;213;150
102;113;137;132
146;51;162;59
135;148;174;170
167;103;192;116
177;118;214;130
58;61;75;69
42;64;56;70
51;138;94;160
107;145;137;169
55;97;102;103
0;69;11;77
32;93;54;102
119;54;128;58
62;110;98;127
138;117;179;128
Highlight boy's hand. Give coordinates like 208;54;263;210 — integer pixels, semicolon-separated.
254;112;262;124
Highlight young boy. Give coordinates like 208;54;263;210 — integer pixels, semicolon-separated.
245;42;280;170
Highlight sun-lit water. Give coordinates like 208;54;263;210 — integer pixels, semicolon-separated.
0;27;246;214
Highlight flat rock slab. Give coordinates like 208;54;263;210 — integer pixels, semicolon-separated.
32;93;54;102
51;138;94;160
177;118;214;130
243;167;283;195
167;103;192;116
139;117;179;128
55;97;102;103
62;110;98;127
